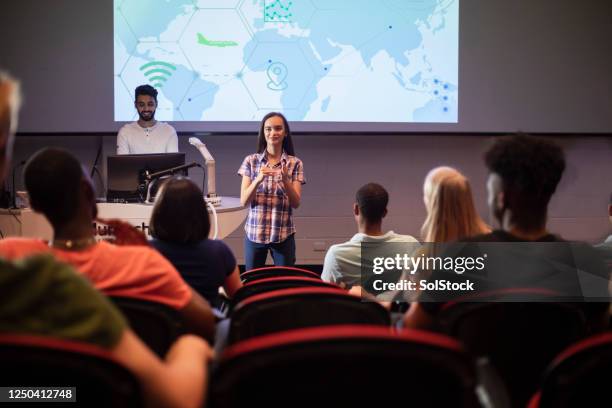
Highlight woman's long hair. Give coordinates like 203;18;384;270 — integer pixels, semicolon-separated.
256;112;295;156
421;166;490;243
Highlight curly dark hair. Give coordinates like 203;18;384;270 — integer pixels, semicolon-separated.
484;134;565;229
356;183;388;223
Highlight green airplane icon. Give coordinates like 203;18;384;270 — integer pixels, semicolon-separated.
197;33;238;48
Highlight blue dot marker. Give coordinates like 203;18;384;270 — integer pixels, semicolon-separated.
188;98;192;102
444;84;449;89
434;90;439;95
434;79;439;84
268;59;272;63
443;107;448;112
324;67;328;71
443;96;448;100
388;25;392;29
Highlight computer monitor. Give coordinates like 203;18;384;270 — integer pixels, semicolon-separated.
106;153;186;202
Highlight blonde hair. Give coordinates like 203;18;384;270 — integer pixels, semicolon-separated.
421;166;490;242
0;71;22;136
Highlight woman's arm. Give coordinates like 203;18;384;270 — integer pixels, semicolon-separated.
240;168;275;207
222;265;243;298
240;174;262;207
281;165;302;208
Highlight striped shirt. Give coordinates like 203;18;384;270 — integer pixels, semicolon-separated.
238;152;305;244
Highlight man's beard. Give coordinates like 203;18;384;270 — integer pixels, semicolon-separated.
138;110;155;121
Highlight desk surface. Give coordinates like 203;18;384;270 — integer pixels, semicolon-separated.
0;197;247;240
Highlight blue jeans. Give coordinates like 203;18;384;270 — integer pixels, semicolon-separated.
244;234;296;272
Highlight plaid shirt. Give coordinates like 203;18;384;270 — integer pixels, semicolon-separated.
238;152;305;244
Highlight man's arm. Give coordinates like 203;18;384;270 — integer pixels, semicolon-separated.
321;247;340;284
111;329;211;408
403;302;436;330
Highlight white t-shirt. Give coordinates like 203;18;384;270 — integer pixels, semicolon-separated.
116;121;179;155
321;231;419;288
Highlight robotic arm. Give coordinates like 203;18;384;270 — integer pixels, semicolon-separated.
188;137;221;206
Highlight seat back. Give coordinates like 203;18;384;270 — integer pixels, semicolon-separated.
0;334;143;408
439;290;587;407
230;276;341;310
211;325;482;408
110;296;183;357
228;287;390;344
530;332;612;408
240;266;320;284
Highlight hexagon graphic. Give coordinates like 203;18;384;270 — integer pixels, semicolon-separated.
241;42;316;110
114;8;138;76
118;0;196;42
382;0;441;27
114;74;136;121
180;75;257;121
194;0;241;8
120;43;198;121
179;8;252;77
310;0;357;9
238;0;316;39
383;0;440;12
176;77;220;121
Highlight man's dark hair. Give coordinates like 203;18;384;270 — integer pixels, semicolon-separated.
24;148;84;226
484;134;565;229
135;84;158;102
356;183;388;223
150;176;210;244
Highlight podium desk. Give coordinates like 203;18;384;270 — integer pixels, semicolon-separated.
0;197;246;241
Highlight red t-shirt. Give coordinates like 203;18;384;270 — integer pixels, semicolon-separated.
0;238;191;310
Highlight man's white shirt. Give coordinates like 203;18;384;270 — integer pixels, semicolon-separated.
116;121;178;154
321;231;419;288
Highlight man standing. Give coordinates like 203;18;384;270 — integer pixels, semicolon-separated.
117;85;178;154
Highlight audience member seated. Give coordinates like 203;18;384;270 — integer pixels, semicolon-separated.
0;148;215;341
398;166;490;306
600;193;612;248
595;193;612;281
404;134;611;332
321;183;418;289
0;71;211;408
150;176;242;309
420;166;490;243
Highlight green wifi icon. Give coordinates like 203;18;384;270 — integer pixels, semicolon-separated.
139;61;176;88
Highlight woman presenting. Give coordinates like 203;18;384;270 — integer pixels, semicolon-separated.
238;112;305;271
